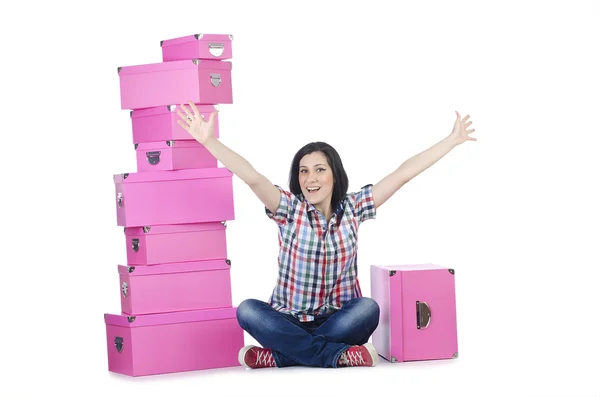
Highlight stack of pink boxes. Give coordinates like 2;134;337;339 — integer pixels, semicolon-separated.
103;33;244;377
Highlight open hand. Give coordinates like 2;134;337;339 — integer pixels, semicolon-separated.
450;111;476;145
176;101;217;145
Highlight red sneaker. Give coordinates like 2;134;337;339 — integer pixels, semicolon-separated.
337;343;380;367
238;345;277;369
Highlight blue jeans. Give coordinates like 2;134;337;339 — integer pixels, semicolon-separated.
236;297;380;368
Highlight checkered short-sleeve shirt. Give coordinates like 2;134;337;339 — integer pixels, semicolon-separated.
265;184;376;322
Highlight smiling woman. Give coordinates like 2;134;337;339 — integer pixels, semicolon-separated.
292;142;347;223
176;101;477;370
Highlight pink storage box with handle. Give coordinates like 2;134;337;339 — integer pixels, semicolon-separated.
130;104;220;144
114;168;235;227
370;263;458;363
134;140;217;172
119;259;232;315
125;222;227;265
161;33;233;61
118;59;233;110
104;307;243;377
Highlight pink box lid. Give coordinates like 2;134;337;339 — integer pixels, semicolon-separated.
134;140;204;150
372;263;452;272
118;258;231;276
160;33;233;47
104;306;237;327
113;167;232;184
130;104;218;119
118;59;231;75
124;221;226;236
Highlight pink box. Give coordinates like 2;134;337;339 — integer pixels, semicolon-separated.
134;140;217;172
114;168;234;227
370;263;458;363
161;33;233;61
104;307;243;376
130;104;220;144
119;259;232;315
125;222;227;265
118;59;233;110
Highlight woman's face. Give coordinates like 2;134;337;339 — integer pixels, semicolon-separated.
298;151;334;210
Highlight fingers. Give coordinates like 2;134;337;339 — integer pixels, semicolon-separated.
208;110;217;125
176;109;192;125
174;102;219;136
453;111;477;142
179;102;189;115
177;119;190;131
189;101;201;118
179;103;193;118
178;102;203;125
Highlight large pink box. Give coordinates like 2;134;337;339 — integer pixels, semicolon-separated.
134;140;217;172
118;59;233;110
104;307;243;377
114;168;235;227
161;33;233;61
130;104;220;144
370;263;458;363
119;259;232;315
125;222;227;265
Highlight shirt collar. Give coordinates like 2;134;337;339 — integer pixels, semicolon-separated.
302;196;345;216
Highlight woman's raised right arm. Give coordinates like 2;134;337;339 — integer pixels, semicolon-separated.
177;102;281;214
204;136;281;214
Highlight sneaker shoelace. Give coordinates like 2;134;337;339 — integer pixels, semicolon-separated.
255;349;276;367
339;349;366;366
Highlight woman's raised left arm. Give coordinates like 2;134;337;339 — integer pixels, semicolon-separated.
372;111;476;209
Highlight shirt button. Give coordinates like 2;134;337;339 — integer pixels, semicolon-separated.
287;218;293;223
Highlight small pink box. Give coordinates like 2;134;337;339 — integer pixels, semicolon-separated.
118;259;233;315
118;59;233;110
104;307;243;376
134;140;217;172
130;104;220;144
124;222;227;265
114;168;235;227
370;263;458;363
161;33;233;61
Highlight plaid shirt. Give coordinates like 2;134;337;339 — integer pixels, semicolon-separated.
265;184;376;322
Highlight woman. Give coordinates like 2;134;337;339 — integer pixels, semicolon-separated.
177;102;476;369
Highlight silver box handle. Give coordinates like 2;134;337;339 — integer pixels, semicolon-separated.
117;193;124;208
131;238;139;252
114;336;124;352
210;73;221;87
416;301;431;329
208;43;224;57
146;151;161;165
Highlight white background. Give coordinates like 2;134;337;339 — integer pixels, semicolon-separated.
1;0;599;396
